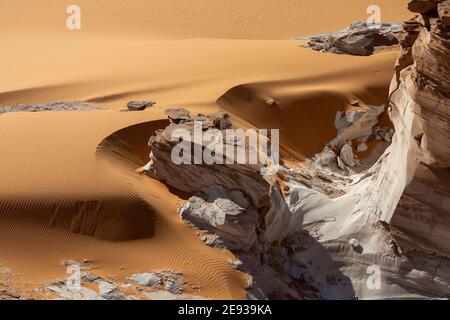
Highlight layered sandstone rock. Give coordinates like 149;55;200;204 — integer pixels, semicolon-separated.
389;0;450;256
145;109;290;251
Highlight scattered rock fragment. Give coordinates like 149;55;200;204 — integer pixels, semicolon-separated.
265;98;278;106
199;232;225;248
180;195;255;250
349;238;363;253
349;238;360;247
165;108;191;124
98;281;125;300
337;156;347;171
339;144;356;167
46;281;104;300
314;146;337;167
127;273;160;287
164;277;185;294
127;100;155;111
81;273;99;283
357;143;368;153
128;271;185;295
0;102;107;114
333;105;385;146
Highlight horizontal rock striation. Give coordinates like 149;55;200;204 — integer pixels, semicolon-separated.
305;0;450;299
389;0;450;255
293;0;450;299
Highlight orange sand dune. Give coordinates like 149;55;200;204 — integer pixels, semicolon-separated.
0;0;411;108
0;109;246;299
0;0;412;299
218;52;397;158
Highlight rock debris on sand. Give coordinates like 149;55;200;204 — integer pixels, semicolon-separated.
0;102;107;114
127;100;156;111
294;21;402;56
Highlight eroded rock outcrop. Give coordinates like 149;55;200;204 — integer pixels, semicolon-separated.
297;0;450;299
143;1;449;300
313;103;393;173
295;22;402;56
127;100;155;111
145;109;322;298
145;109;289;251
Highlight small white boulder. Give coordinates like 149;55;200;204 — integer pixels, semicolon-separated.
357;143;368;153
340;144;356;167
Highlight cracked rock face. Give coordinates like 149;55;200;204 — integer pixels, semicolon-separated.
180;193;258;250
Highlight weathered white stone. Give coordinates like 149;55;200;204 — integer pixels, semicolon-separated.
357;143;368;153
339;144;356;167
98;281;125;300
128;273;160;287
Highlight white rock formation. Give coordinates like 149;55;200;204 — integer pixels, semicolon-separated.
144;1;449;300
288;1;450;299
339;144;356;167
